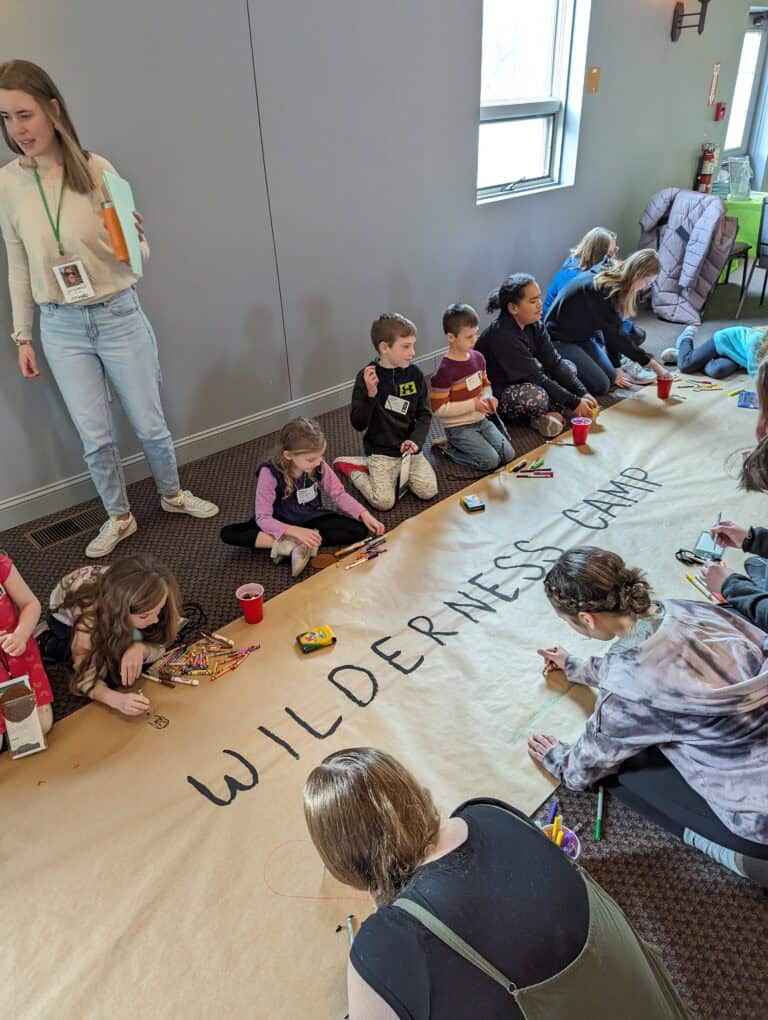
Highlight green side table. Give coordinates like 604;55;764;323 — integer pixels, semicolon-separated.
720;191;768;284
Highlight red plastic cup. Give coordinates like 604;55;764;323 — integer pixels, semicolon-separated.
570;417;591;446
657;376;672;399
236;583;264;624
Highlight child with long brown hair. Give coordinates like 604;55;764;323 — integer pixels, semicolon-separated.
545;250;669;394
529;546;768;883
220;417;384;577
44;554;181;716
0;550;53;749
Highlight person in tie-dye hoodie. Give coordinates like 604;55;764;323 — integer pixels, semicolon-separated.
528;547;768;885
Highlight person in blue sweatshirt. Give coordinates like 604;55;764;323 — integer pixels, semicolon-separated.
662;324;768;380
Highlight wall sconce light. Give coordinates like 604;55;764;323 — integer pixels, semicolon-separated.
671;0;712;42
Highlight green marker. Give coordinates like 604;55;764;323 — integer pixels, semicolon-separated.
529;457;545;470
595;785;604;841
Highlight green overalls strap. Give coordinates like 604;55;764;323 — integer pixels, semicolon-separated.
393;809;690;1019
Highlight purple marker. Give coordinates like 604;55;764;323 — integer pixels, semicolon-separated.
547;798;559;825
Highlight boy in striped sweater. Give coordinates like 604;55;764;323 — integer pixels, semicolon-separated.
430;304;515;471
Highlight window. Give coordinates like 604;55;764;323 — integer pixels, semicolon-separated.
477;0;585;202
725;26;766;153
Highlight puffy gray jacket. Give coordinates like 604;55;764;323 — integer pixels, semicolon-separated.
638;188;738;325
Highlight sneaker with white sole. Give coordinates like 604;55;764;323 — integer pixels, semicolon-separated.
660;347;678;366
290;542;313;577
85;514;138;558
621;361;657;385
270;537;295;562
160;489;219;518
532;412;565;438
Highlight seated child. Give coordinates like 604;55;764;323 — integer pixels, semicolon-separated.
0;551;53;750
662;324;768;380
429;303;515;471
221;417;383;576
43;554;180;717
543;226;645;342
333;314;438;510
475;273;598;437
529;546;768;885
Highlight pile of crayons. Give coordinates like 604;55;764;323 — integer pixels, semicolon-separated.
147;632;260;684
510;457;553;479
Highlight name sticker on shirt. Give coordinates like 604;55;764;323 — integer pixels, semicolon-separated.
296;483;318;505
465;370;483;391
385;394;410;415
51;258;96;304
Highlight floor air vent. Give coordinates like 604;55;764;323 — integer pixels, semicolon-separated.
25;506;106;550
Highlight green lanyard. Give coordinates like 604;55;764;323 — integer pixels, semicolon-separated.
32;164;65;256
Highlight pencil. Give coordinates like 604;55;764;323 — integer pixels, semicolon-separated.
595;786;604;841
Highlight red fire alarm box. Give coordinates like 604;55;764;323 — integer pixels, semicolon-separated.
714;102;727;122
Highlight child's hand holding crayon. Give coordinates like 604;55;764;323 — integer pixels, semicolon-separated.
537;646;569;672
709;520;748;549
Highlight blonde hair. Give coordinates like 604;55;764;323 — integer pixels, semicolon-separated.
0;60;95;195
571;227;616;270
593;249;660;318
270;417;326;497
304;748;441;906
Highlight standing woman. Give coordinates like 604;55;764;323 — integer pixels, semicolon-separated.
0;61;218;558
545;249;669;395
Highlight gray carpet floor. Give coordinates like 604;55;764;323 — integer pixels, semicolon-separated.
2;275;767;1019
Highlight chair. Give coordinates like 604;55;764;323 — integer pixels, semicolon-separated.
726;239;751;296
736;196;768;318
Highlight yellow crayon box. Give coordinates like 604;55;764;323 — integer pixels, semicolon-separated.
296;625;337;654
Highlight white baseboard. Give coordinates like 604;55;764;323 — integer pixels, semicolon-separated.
0;346;447;532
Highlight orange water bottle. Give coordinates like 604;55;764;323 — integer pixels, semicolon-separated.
101;200;130;263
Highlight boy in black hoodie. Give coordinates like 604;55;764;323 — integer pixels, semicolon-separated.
334;313;438;511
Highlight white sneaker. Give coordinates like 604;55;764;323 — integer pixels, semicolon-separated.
660;348;678;366
160;489;219;518
270;537;295;562
621;361;657;385
85;514;137;558
290;543;313;577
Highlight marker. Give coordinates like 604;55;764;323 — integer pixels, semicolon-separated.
728;389;744;397
509;460;528;473
595;786;604;841
529;458;545;470
547;798;559;824
555;830;564;847
334;535;380;559
516;471;554;479
684;572;716;603
345;915;356;946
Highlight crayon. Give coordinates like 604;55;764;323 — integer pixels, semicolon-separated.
684;572;716;603
595;786;604;841
728;389;744;397
555;830;564;847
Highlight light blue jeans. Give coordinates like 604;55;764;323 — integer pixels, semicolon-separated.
445;417;515;471
39;288;179;515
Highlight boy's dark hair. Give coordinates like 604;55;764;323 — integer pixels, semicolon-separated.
370;313;416;353
442;303;479;337
486;273;536;315
740;436;768;492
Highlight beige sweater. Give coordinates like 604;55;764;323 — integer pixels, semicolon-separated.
0;152;145;342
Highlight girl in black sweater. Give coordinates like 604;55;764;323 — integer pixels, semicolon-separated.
545;250;670;395
476;274;597;438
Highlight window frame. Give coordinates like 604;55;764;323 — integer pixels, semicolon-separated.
477;0;577;202
723;23;768;156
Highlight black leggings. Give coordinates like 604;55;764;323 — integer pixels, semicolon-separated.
605;748;768;880
220;512;368;549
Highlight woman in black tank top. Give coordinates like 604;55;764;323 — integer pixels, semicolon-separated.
304;748;687;1020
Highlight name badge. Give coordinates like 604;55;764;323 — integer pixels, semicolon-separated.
385;394;410;415
465;370;483;392
296;484;318;505
52;258;96;304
